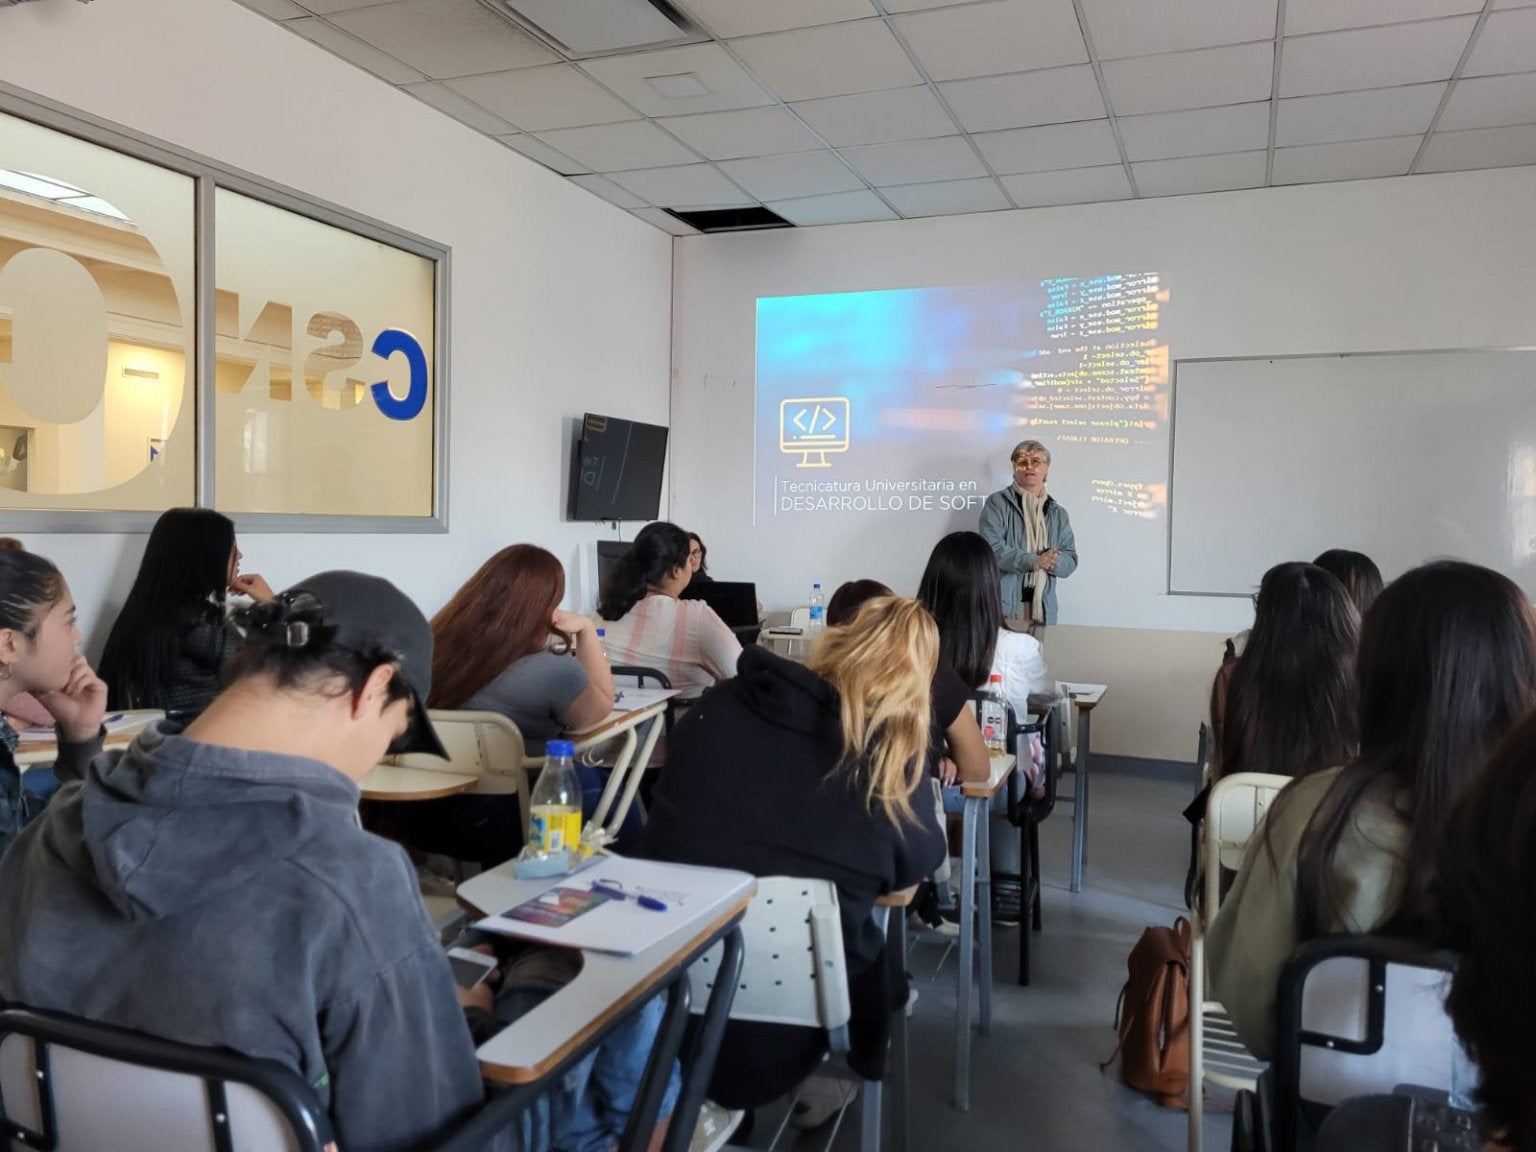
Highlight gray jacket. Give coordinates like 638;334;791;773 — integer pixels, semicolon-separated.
978;488;1079;624
0;724;505;1152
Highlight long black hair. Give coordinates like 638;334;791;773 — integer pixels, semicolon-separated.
1312;548;1384;617
98;507;236;709
916;531;1003;689
1218;561;1359;783
1289;560;1536;940
597;521;691;621
0;550;66;641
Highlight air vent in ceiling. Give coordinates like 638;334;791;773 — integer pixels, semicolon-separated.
665;206;793;234
493;0;702;57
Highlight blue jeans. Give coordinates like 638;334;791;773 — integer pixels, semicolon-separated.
939;785;1020;875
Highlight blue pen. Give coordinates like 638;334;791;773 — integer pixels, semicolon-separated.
592;879;667;912
105;713;123;724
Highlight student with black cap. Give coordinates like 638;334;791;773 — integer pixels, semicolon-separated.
0;571;504;1151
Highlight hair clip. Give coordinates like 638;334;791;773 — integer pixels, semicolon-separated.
283;620;310;648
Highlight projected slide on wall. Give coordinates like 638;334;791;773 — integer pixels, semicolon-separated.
754;275;1170;528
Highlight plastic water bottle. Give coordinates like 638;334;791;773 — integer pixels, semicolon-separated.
529;739;582;854
980;673;1009;753
808;583;825;632
595;627;608;661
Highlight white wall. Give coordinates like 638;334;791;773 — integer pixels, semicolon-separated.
0;0;672;646
670;166;1536;757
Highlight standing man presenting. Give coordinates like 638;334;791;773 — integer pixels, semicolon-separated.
979;440;1078;630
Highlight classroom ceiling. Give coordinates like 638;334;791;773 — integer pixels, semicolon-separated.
237;0;1536;233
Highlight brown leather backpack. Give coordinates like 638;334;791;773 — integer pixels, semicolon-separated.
1101;917;1192;1107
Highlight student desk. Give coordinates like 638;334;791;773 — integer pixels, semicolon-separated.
568;692;677;843
955;752;1015;1111
1057;682;1108;893
14;711;164;769
457;860;754;1152
358;765;478;801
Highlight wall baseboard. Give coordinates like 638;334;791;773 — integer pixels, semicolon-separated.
1089;754;1199;786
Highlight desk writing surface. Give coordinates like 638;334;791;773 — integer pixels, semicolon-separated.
960;753;1016;799
566;693;676;746
1056;682;1108;709
358;765;477;801
13;711;162;768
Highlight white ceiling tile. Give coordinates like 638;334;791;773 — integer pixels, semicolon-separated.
1132;150;1268;195
1439;73;1536;131
939;66;1106;132
1275;83;1446;145
630;208;702;235
657;107;823;159
1117;101;1271;161
674;0;877;39
1417;122;1536;171
285;17;426;84
327;0;558;79
1280;18;1477;97
534;121;700;171
789;87;958;146
1286;0;1482;35
1495;0;1536;8
294;0;387;12
972;119;1123;174
764;190;900;225
495;133;590;174
729;22;922;102
237;0;307;19
1270;135;1420;183
579;43;774;117
1463;9;1536;77
446;65;639;132
1103;42;1274;115
1000;164;1133;206
893;0;1089;81
607;164;755;207
568;174;649;209
716;151;865;200
401;81;517;133
839;136;987;185
879;178;1011;217
1082;0;1277;61
881;0;978;10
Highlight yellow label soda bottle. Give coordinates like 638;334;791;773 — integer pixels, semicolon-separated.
529;739;583;853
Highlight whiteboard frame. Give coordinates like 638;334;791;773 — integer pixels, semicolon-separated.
1166;345;1536;598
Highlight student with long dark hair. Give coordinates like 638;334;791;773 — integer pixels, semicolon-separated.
1208;560;1536;1059
1210;561;1360;783
597;521;740;700
97;507;273;716
1437;712;1536;1151
1312;548;1384;618
0;549;108;856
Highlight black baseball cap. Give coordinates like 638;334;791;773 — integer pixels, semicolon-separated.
283;570;448;759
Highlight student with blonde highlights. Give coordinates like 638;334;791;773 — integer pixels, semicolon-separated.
640;596;946;1115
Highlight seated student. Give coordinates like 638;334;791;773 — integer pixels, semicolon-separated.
1437;711;1536;1151
0;572;673;1152
1312;547;1384;618
639;595;946;1112
97;507;273;717
598;521;740;700
1207;560;1536;1061
0;538;70;732
0;549;108;858
394;544;616;869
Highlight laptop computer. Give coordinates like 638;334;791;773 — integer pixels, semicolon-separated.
681;581;760;632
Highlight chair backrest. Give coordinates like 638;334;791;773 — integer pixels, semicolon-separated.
686;877;851;1038
1202;771;1290;919
1273;935;1457;1151
788;606;812;630
0;1007;330;1152
394;710;531;816
610;665;673;691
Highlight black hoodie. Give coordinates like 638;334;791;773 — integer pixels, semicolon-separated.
0;723;506;1152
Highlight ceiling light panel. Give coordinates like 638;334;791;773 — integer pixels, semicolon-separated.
498;0;695;54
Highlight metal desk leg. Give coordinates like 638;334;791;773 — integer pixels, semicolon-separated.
954;796;980;1110
1070;705;1091;893
659;927;745;1152
977;809;993;1037
619;976;693;1152
891;911;909;1152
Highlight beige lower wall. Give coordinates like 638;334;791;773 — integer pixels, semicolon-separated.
1042;625;1228;763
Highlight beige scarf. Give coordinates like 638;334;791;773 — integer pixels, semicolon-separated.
1017;486;1050;624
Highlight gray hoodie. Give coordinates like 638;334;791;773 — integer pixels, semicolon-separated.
0;723;506;1152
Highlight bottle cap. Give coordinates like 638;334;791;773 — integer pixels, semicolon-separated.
813;582;821;589
596;628;606;637
990;673;1003;683
546;739;576;758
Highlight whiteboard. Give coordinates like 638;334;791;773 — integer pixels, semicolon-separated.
1169;350;1536;597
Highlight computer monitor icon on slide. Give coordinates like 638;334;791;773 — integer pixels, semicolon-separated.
779;397;850;468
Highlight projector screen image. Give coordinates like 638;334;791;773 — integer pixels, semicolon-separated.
754;275;1170;529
